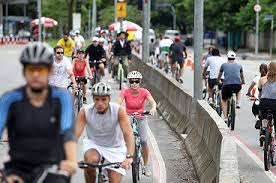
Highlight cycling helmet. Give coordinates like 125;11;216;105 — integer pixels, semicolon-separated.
175;36;181;41
127;71;143;79
99;37;105;43
20;42;54;67
70;31;76;37
227;51;236;59
92;82;112;96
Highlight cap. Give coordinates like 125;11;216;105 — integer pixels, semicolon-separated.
92;37;99;42
75;30;80;34
99;38;105;43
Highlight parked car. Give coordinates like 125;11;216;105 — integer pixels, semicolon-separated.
164;30;180;41
185;33;193;46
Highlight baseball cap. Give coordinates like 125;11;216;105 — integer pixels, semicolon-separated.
92;37;99;42
75;30;80;34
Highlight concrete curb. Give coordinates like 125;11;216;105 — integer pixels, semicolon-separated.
130;54;240;183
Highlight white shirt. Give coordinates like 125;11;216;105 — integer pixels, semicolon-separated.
49;57;72;88
205;56;226;79
75;35;85;49
120;40;125;48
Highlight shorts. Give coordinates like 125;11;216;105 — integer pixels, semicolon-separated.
259;98;276;121
75;77;87;84
171;58;184;65
208;79;223;90
221;84;241;100
89;61;101;70
4;161;70;183
135;117;149;144
158;52;169;62
82;138;127;175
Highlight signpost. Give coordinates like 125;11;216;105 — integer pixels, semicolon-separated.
116;0;126;32
73;13;81;31
254;2;261;55
264;14;274;59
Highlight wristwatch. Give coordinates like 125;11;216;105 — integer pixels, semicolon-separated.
126;154;134;159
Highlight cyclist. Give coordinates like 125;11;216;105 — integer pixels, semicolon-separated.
74;30;85;50
0;42;77;183
203;48;226;104
217;51;245;123
158;36;173;70
169;35;187;83
111;31;132;81
85;37;106;79
57;32;76;62
117;71;157;177
49;45;77;89
72;49;93;104
258;62;276;141
75;82;134;183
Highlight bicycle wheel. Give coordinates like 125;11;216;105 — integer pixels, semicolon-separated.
119;70;123;90
77;90;82;113
264;129;271;171
202;88;207;99
98;173;104;183
216;94;222;116
230;99;236;130
132;145;139;183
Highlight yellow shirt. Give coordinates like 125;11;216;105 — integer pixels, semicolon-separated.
57;38;75;57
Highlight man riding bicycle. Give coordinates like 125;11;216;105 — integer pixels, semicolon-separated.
203;48;225;104
0;42;77;183
85;37;106;79
217;51;245;123
75;82;134;183
117;71;157;177
111;31;132;81
169;36;187;83
158;36;173;70
57;32;76;62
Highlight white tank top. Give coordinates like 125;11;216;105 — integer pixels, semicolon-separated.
84;102;125;148
49;58;71;88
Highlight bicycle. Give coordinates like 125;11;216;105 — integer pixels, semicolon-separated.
128;111;151;183
227;93;236;131
68;76;88;112
211;85;222;116
262;110;275;171
90;60;103;88
0;165;70;183
116;57;124;90
78;158;121;183
164;54;170;74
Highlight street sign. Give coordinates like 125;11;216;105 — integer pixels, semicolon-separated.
254;4;261;12
264;14;273;20
73;13;81;31
117;0;126;18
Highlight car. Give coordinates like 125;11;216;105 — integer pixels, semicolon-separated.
17;30;31;39
164;30;180;41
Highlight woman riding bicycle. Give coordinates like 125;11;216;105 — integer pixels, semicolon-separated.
72;49;93;104
258;62;276;141
117;71;157;177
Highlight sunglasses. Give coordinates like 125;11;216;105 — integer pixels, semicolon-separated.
25;65;49;75
129;80;140;84
56;52;64;55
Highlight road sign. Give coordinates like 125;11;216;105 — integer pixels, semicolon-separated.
254;4;261;12
117;1;126;18
73;13;81;31
264;14;273;20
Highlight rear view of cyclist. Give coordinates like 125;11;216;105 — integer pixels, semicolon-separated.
258;62;276;141
217;51;245;123
0;42;77;183
117;71;157;177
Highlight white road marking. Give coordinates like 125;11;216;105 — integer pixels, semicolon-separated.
233;136;276;182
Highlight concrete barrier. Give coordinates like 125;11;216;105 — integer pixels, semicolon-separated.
130;55;240;183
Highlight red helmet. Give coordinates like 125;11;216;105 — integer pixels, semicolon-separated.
175;35;181;41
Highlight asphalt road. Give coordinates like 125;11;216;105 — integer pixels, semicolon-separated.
0;45;198;183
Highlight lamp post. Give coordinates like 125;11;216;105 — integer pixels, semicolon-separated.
37;0;42;42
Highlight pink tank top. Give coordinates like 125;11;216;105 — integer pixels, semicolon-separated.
73;59;86;77
120;88;151;114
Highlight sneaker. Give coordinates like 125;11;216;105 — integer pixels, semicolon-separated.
83;97;87;104
255;120;261;129
236;103;241;109
142;165;152;177
179;78;183;83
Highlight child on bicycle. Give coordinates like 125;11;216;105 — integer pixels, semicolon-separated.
72;49;93;104
117;71;157;177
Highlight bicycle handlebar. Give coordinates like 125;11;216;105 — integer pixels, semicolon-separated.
78;161;121;169
128;111;151;117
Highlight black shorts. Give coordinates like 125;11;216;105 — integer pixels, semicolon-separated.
259;98;276;121
208;78;223;90
171;59;184;65
4;161;70;183
221;84;241;100
75;77;87;84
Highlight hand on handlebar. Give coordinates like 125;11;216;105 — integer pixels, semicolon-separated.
150;108;157;116
89;75;93;80
59;160;78;175
72;83;77;90
121;158;133;170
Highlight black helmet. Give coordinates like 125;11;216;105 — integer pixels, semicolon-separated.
20;42;54;67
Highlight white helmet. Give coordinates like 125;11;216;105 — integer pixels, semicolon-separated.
20;42;54;67
227;51;236;59
92;82;112;96
127;71;143;79
99;37;105;43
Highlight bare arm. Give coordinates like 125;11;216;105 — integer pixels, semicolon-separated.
217;71;223;84
85;59;93;78
118;107;134;156
117;96;124;105
147;95;157;115
240;71;245;84
74;107;87;140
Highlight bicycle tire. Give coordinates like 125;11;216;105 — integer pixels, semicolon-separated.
132;144;140;183
264;128;270;171
230;99;236;130
77;90;82;113
202;89;207;100
119;70;123;90
98;173;104;183
216;94;222;116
